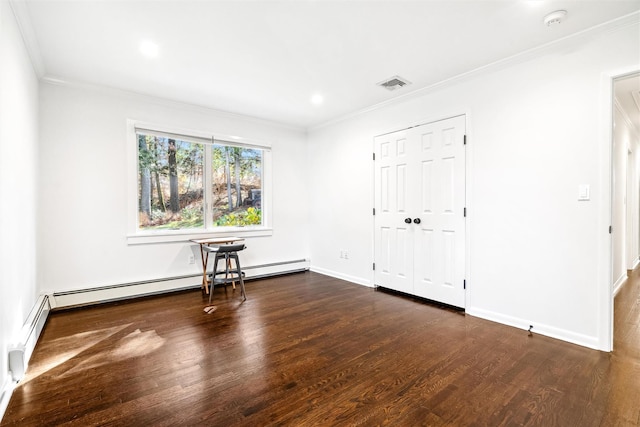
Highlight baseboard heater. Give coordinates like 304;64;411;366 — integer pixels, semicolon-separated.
8;295;51;382
52;259;309;309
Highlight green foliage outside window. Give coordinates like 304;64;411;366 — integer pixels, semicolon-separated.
137;132;263;231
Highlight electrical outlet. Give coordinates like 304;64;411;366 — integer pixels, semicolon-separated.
188;255;195;264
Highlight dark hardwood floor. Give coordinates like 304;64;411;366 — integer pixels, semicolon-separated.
2;270;639;426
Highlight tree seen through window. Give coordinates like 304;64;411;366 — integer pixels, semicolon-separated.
137;132;262;230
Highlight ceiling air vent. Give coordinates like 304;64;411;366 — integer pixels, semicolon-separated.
377;75;411;91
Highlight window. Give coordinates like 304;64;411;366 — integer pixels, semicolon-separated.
137;133;205;230
128;122;271;243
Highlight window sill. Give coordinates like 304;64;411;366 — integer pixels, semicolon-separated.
127;227;273;245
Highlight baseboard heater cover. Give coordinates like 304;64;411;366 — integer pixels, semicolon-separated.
52;259;309;308
8;295;51;382
0;376;14;424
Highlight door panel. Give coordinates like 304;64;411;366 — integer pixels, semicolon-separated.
374;130;414;294
412;116;466;307
420;160;434;213
375;115;466;308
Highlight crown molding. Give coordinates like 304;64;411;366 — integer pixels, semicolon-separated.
8;0;45;77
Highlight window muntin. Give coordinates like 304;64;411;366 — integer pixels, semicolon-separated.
135;128;265;233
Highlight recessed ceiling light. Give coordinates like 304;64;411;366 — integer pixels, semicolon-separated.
310;94;324;105
139;40;159;58
543;10;567;26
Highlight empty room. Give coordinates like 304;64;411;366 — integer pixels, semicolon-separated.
1;0;640;425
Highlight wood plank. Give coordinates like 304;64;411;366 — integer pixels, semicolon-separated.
1;271;639;426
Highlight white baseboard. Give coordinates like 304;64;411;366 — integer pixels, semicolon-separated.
1;294;51;421
613;272;628;297
8;295;51;381
0;376;16;423
311;268;601;350
466;306;600;350
52;259;310;309
309;266;372;288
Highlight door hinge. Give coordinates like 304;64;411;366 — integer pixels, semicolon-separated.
373;263;376;271
464;280;466;290
373;152;376;161
609;225;613;234
373;208;375;215
464;207;467;217
463;135;467;145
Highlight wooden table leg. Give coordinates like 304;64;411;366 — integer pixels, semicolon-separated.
199;244;210;294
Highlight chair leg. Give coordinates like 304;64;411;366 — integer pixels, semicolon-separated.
223;253;231;289
209;255;221;305
234;254;247;301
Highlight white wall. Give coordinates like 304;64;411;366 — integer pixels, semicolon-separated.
37;82;309;295
0;0;39;401
307;21;640;349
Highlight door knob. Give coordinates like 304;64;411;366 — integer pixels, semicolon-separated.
413;218;421;224
404;218;412;224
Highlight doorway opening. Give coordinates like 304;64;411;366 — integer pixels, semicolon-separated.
611;72;640;351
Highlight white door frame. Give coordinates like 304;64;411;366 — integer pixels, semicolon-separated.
599;66;640;352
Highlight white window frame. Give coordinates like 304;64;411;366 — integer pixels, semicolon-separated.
126;120;273;245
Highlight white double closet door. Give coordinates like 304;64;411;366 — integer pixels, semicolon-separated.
374;115;466;308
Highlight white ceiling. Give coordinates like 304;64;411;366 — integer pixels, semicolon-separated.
13;0;640;129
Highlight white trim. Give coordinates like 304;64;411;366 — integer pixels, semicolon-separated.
53;259;310;308
0;295;50;420
14;296;50;379
612;272;628;297
463;110;473;311
127;228;273;245
8;0;45;77
614;96;640;138
466;306;600;350
614;258;640;297
53;276;199;308
310;266;372;288
599;71;616;353
598;66;640;352
0;376;16;424
133;120;273;149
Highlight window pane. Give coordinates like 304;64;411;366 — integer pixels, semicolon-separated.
211;145;262;227
137;133;204;230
